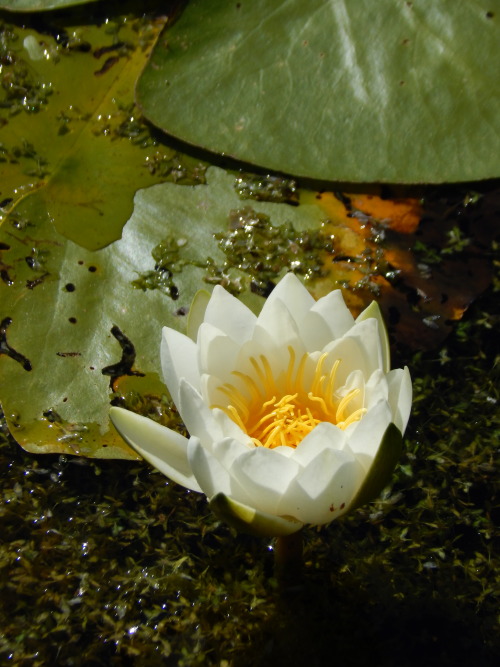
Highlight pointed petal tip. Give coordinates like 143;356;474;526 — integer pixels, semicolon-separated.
356;300;390;373
109;406;202;493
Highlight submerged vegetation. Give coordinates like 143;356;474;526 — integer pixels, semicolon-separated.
1;245;499;664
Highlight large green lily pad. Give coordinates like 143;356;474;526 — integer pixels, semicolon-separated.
137;0;500;184
0;167;327;458
0;0;97;10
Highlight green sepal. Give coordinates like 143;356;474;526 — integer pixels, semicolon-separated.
348;422;403;512
209;493;303;537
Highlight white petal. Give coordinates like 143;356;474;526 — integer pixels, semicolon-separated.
228;334;303;399
290;422;347;467
323;319;383;383
254;296;302;349
356;300;391;373
321;335;371;387
161;327;200;407
308;289;356;341
178;379;223;448
347;399;393;464
187;438;232;497
363;369;389;409
197;322;241;383
230;447;301;515
278;447;364;524
109;407;201;492
203;285;256;342
387;366;412;434
212;435;253;469
263;272;315;325
344;318;384;375
335;369;366;415
211;408;253;445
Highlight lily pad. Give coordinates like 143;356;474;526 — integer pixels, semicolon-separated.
0;0;98;10
0;16;189;251
0;167;328;458
137;0;500;184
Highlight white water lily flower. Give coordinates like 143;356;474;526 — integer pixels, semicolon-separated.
111;273;411;537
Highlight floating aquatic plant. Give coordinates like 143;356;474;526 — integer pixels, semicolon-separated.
111;274;411;551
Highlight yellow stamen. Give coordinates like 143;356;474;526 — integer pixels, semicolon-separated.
285;346;296;388
336;388;361;423
307;391;329;414
218;384;250;421
232;370;262;405
339;407;367;429
212;351;366;449
311;352;328;396
294;352;307;393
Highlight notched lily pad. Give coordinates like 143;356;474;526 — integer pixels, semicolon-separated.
0;167;327;457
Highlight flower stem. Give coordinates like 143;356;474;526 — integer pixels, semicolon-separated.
274;531;303;589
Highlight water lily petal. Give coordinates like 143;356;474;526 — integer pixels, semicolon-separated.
230;447;301;515
209;493;303;536
322;335;373;387
347;399;393;465
232;333;305;398
197;322;241;382
211;434;253;469
109;407;201;492
178;379;223;448
263;273;315;325
323;319;384;383
307;289;356;343
161;327;200;406
278;447;363;524
344;318;385;375
364;369;389;408
356;300;390;373
335;369;366;415
188;437;232;497
387;366;413;433
255;294;302;349
203;285;256;342
290;422;347;467
211;408;253;445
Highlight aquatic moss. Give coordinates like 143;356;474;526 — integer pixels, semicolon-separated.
1;240;499;666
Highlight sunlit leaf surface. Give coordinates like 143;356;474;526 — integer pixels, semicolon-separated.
3;163;496;457
137;0;500;183
0;16;181;251
0;0;97;10
0;168;328;457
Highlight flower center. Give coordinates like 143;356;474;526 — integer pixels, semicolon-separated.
212;346;366;449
